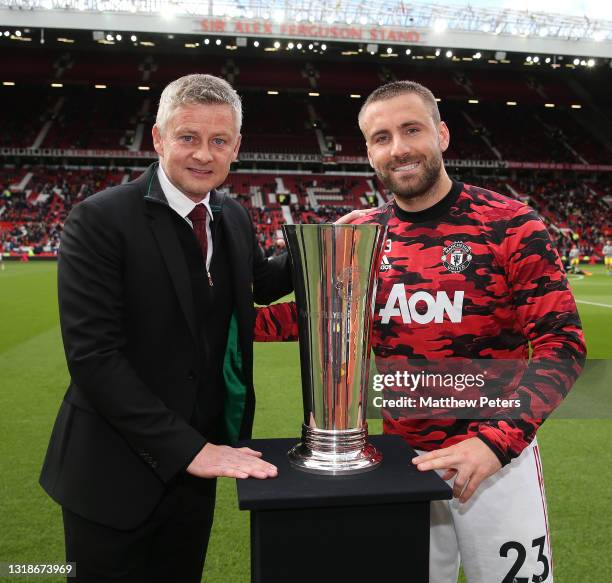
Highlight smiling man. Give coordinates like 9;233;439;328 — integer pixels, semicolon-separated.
40;74;292;582
355;81;586;583
359;85;450;212
255;81;588;582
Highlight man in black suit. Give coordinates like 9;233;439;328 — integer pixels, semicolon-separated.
40;74;292;582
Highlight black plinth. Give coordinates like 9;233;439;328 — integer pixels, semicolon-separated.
237;434;452;583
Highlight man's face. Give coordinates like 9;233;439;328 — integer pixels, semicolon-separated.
361;94;450;202
152;103;241;201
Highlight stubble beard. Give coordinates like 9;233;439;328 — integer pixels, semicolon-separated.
376;150;444;203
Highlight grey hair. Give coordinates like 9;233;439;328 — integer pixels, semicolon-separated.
358;80;441;131
156;74;243;133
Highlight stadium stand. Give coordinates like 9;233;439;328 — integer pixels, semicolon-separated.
240;92;320;154
0;42;610;262
41;88;143;150
2;167;610;259
0;87;55;148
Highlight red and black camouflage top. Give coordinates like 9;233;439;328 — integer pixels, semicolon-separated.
254;181;586;466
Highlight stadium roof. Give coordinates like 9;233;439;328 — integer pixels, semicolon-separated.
1;0;611;58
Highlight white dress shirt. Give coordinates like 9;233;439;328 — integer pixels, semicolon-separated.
157;165;213;271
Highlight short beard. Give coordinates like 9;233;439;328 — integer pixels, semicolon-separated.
376;151;444;202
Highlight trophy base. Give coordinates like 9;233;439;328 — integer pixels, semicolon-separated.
287;426;382;475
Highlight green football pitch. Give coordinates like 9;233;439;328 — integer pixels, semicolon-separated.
1;262;611;582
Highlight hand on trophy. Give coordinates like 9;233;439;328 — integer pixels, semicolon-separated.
187;443;279;480
411;437;502;503
334;209;372;224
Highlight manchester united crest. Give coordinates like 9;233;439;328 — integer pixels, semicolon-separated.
441;241;472;273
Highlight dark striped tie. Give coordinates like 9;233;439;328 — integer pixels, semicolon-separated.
188;204;208;265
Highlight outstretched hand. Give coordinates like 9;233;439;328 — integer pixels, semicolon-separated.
412;437;502;503
186;443;278;480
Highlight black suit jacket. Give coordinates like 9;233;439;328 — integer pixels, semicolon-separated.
40;164;292;530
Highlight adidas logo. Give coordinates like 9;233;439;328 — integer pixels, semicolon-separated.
380;255;392;271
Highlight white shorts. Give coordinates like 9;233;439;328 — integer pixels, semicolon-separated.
428;438;553;583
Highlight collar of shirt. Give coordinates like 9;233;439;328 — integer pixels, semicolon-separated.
156;164;214;225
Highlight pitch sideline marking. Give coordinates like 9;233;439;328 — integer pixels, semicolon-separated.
576;300;612;309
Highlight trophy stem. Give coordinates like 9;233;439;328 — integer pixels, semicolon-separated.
288;424;382;475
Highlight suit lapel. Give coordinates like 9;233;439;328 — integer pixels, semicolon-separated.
143;166;198;344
